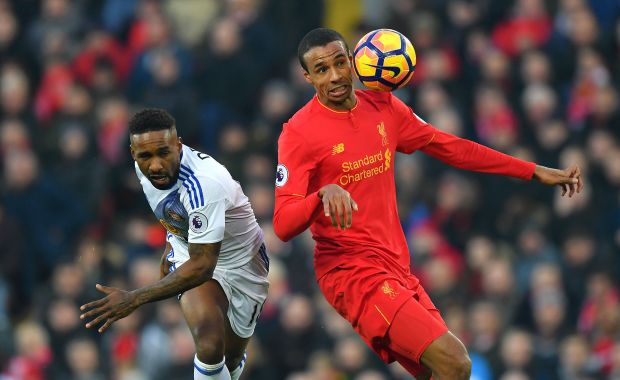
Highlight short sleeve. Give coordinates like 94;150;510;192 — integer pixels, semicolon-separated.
181;178;227;244
391;94;437;154
275;124;315;196
186;200;226;244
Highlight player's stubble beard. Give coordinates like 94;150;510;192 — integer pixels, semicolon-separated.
148;159;181;190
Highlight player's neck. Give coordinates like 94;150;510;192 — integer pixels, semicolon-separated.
317;92;357;112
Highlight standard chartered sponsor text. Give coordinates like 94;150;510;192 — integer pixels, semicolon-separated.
340;149;391;185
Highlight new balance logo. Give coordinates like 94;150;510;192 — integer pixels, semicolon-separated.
332;143;345;155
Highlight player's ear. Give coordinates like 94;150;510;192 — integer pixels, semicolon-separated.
303;70;312;84
129;143;136;160
177;136;183;150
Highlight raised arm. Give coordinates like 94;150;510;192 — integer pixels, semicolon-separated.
418;127;536;180
391;93;582;195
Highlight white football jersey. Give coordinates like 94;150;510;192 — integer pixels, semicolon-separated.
136;145;264;269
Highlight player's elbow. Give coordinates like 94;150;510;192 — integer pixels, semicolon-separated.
187;257;216;284
272;218;293;242
195;265;215;284
273;211;295;242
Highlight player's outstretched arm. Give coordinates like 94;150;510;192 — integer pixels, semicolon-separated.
532;164;583;197
80;241;221;333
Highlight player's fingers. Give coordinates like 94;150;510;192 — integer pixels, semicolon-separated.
568;169;579;196
336;195;346;229
80;298;106;311
574;166;583;193
568;182;576;197
351;197;359;212
560;183;567;197
85;311;111;329
96;284;114;294
343;197;352;228
323;197;331;217
329;199;338;227
98;318;116;333
80;306;107;321
334;198;345;230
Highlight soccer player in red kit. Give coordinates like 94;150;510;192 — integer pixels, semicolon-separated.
273;28;583;379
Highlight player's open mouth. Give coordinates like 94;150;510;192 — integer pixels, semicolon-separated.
150;175;169;185
329;85;348;97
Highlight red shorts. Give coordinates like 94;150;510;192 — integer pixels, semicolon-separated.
318;258;447;372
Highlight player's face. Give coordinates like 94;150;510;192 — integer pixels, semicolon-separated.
303;41;356;111
130;128;182;190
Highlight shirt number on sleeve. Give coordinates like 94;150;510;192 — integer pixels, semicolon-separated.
190;148;210;160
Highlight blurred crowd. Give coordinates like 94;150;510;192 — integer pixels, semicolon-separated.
0;0;618;379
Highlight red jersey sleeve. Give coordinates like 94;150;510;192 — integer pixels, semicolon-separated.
273;124;323;242
392;94;536;180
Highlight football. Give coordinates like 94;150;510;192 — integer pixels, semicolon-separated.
353;29;416;91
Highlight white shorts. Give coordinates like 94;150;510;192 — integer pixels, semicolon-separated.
167;238;269;338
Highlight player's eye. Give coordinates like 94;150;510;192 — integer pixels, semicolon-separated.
317;67;327;73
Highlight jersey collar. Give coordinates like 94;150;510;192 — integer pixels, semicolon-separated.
313;92;359;119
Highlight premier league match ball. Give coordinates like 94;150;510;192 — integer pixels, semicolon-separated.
353;29;416;91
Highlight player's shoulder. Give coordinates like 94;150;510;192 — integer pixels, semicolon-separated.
181;144;214;166
180;145;232;190
358;89;415;118
356;89;393;107
283;96;323;133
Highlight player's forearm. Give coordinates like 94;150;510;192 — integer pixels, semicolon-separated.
273;191;322;241
421;131;536;180
132;258;215;305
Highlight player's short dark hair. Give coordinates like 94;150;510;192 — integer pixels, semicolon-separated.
129;108;176;135
297;28;349;72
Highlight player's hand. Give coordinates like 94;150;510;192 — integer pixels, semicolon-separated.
80;284;139;333
318;184;359;230
533;164;583;197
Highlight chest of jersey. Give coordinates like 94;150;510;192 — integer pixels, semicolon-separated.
314;115;397;188
154;191;189;239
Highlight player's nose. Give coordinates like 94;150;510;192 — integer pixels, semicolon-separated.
149;158;165;172
329;67;343;82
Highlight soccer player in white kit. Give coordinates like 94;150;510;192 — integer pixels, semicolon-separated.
80;109;269;380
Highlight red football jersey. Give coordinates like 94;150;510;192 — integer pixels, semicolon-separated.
274;90;535;279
